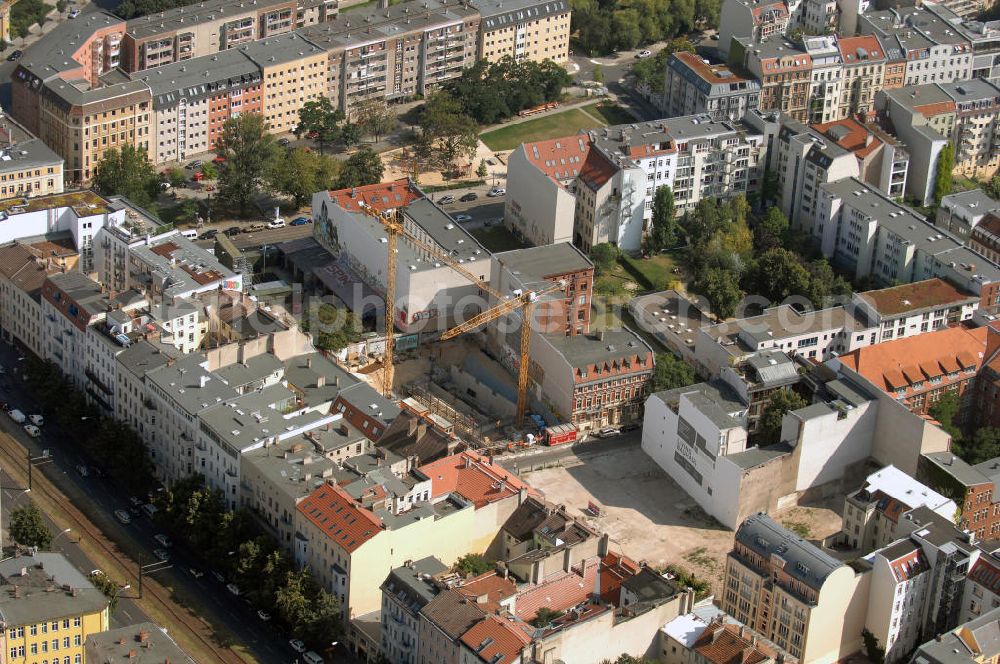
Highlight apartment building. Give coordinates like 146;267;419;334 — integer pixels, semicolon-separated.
803;35;842;125
312;180;492;333
919;451;1000;540
528;327;654;431
131;49;263;164
841;465;957;553
961;553;1000;624
380;557;449;664
85;623;195;664
660;607;797;664
911;606;1000;663
936;189;1000;242
837;324;987;416
490;243;594;336
120;0;297;71
811;118;909;199
863;538;934;663
852;277;980;339
942;79;1000;181
837;35;886;120
0;118;64;198
861;5;975;87
733;37;812;123
975;325;1000;430
472;0;570;64
970;214;1000;265
238;32;326;135
298;0;481;115
503;135;586;246
0;553;109;664
721;513;869;662
662;51;761;122
814;177;1000;302
718;0;790;56
0;243;72;359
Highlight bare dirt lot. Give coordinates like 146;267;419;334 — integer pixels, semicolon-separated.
521;443;844;595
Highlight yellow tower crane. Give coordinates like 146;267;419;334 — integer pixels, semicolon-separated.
357;203;403;398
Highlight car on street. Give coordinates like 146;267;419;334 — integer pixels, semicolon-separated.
453;214;472;222
278;137;291;147
88;569;103;579
76;465;89;477
224;226;242;236
129;496;143;508
211;570;225;583
710;33;719;40
114;510;132;524
257;610;271;621
212;156;226;165
227;583;241;596
636;49;652;58
188;567;204;578
200;229;218;240
596;426;620;439
7;50;22;61
154;533;173;548
23;424;41;438
68;9;80;18
438;195;455;204
289;640;306;653
153;548;170;562
459;192;478;202
487;187;506;197
267;218;286;229
186;160;203;170
29;414;43;426
290;216;311;226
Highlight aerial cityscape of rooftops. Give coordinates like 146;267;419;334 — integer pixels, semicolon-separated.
1;0;1000;659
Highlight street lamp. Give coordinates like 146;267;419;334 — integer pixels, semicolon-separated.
137;553;171;599
50;528;72;548
27;450;53;490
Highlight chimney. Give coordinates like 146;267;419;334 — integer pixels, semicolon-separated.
306;357;312;369
128;649;137;659
316;374;326;388
139;630;149;642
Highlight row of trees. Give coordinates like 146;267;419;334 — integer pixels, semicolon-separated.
571;0;719;55
153;476;341;650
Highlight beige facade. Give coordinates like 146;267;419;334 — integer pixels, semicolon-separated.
475;0;570;64
241;33;327;134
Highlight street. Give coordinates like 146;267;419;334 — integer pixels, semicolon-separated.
0;343;305;663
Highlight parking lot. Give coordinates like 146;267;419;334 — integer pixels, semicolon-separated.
519;442;844;595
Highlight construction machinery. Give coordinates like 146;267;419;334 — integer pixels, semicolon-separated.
440;281;564;427
357;203;403;397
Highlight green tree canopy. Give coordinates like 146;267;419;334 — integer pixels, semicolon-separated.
93;145;159;208
454;553;494;576
294;97;347;154
214;113;280;216
757;388;808;445
589;243;621;274
650;185;677;252
337;148;385;190
9;503;52;550
416;92;481;169
934;143;955;205
954;428;1000;465
652;353;696;392
269;148;343;208
442;57;571;125
694;267;743;319
930;391;962;440
752;206;789;253
353;98;395;143
743;248;813;305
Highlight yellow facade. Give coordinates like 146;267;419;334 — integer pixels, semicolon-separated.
259;51;327;135
0;606;108;664
0;163;64;199
0;0;11;43
479;10;571;64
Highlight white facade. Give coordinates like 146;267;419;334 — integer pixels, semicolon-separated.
864;542;932;663
804;36;844;124
503;143;577;247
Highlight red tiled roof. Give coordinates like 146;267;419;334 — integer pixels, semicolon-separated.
838;325;987;396
513;557;599;621
459;616;531;664
888;547;929;582
599;552;641;604
328;178;422;213
296;482;383;553
578;149;618;191
812;117;883;159
673;51;751;86
520;135;592;185
455;571;518;613
694;622;777;664
838;36;885;64
912;101;957;117
417;451;531;508
149;242;180;258
969;556;1000;595
750;1;787;20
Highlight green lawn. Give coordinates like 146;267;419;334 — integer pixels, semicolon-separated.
584;101;636;126
594;253;681;296
480;107;608;151
471;225;528;252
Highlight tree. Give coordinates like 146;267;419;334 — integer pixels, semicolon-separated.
753;207;789;253
294;97;346;154
417;92;479;170
589;243;621;274
757;388;807;445
531;607;565;627
954;428;1000;465
652;353;696;391
476;160;488;178
269;148;343;208
9;503;52;550
199;162;218;180
930;391;962;440
353;98;395;143
694;267;742;319
89;572;123;612
313;305;363;351
167;167;187;187
611;9;642;50
593;64;604;84
299;588;343;647
93;145;159;208
934;143;955;205
743;248;813;305
599;656;659;664
336;148;384;190
650;185;677;252
442;57;571;125
862;629;886;664
806;258;852;307
454;553;493;576
214;113;280;216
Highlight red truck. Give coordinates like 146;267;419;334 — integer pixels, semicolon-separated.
544;423;577;446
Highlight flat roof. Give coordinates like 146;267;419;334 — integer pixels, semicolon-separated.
471;0;568;29
493;243;592;282
652;380;745;429
0;553;107;626
237;31;325;66
0;189;111;216
544;327;652;370
922;451;991;487
298;0;477;51
146;353;238;415
16;12;124;80
856;278;978;318
130;49;261;108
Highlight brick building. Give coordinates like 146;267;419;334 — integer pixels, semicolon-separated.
919;451;1000;541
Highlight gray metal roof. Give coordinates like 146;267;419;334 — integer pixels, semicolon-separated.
297;0;477;51
0;118;64;173
146;353;238;415
237;31;325;66
734;512;844;593
923;451;991;487
130;49;262;109
912;606;1000;663
381;557;448;615
727;442;793;469
744;350;799;387
653;380;746;430
15;12;124;81
48;271;110;318
0;553;107;626
125;0;294;39
115;338;175;378
283;351;358;408
543;327;653;372
471;0;568;30
940;189;1000;218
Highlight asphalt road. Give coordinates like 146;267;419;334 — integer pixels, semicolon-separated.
0;343;307;663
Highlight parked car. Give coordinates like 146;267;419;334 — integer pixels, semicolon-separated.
23;424;40;438
487;187;506;197
8;409;25;424
257;609;271;621
211;570;225;583
29;414;43;426
453;214;472;222
88;569;103;579
7;50;23;62
596;426;620;439
303;651;325;664
188;568;204;579
114;510;132;524
289;640;306;653
76;465;89;477
224;226;242;236
187;160;203;170
226;583;240;596
142;503;158;518
278;137;291;147
267;218;286;229
459;192;478;202
636;49;652;58
68;9;80;18
154;533;172;548
245;223;266;233
212;156;226;165
153;548;170;562
438;195;455;205
129;496;143;508
290;216;311;226
200;229;218;240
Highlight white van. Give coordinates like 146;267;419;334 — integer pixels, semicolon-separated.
180;229;199;240
303;651;324;664
7;409;25;424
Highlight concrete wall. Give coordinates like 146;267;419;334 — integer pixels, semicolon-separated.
448;364;516;420
716;452;797;529
803;566;870;664
505;146;575;247
785;400;877;491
